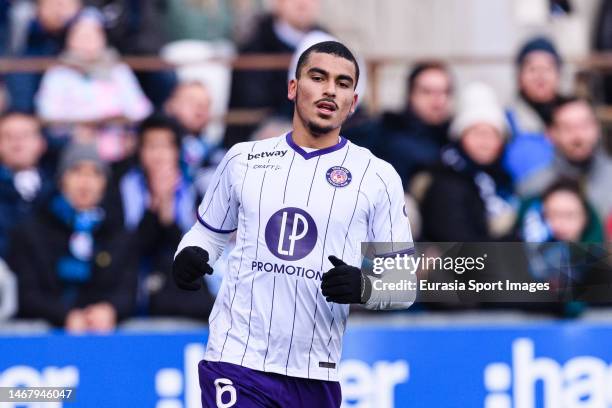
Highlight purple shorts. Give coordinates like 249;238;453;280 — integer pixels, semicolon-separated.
198;360;341;408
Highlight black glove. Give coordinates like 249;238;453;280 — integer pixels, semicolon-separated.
172;246;213;291
321;256;371;304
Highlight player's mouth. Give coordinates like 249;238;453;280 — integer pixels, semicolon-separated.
315;100;338;116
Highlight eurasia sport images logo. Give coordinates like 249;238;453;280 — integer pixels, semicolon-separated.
265;207;318;261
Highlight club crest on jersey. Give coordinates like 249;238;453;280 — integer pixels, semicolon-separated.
326;166;352;188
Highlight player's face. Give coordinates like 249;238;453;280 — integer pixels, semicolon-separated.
543;190;587;242
549;101;599;163
61;161;107;211
289;52;358;136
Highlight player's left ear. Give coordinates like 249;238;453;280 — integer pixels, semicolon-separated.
349;93;359;115
288;79;298;101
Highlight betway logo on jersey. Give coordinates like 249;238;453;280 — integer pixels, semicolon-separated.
247;150;288;160
484;338;612;408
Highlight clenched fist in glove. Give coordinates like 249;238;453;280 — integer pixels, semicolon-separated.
172;246;213;290
321;255;372;304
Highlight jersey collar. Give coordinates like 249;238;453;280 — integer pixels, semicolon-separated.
285;132;348;160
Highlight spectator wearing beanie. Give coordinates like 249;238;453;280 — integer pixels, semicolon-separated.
7;143;137;331
420;82;518;241
504;36;563;186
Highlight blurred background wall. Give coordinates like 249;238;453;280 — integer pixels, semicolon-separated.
306;0;600;109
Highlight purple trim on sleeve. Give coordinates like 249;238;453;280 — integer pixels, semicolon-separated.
285;132;347;160
196;212;237;234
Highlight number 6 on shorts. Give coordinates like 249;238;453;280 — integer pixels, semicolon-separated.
214;378;237;408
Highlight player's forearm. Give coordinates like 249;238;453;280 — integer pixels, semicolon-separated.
362;269;416;310
363;293;414;310
174;222;231;265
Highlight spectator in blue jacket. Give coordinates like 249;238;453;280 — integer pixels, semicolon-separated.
504;36;563;185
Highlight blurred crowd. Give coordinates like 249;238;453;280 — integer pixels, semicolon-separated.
1;0;612;331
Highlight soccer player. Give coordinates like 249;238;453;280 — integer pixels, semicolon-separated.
173;41;414;408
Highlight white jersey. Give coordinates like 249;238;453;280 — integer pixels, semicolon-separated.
199;133;412;381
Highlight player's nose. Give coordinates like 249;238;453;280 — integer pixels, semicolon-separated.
322;82;337;97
